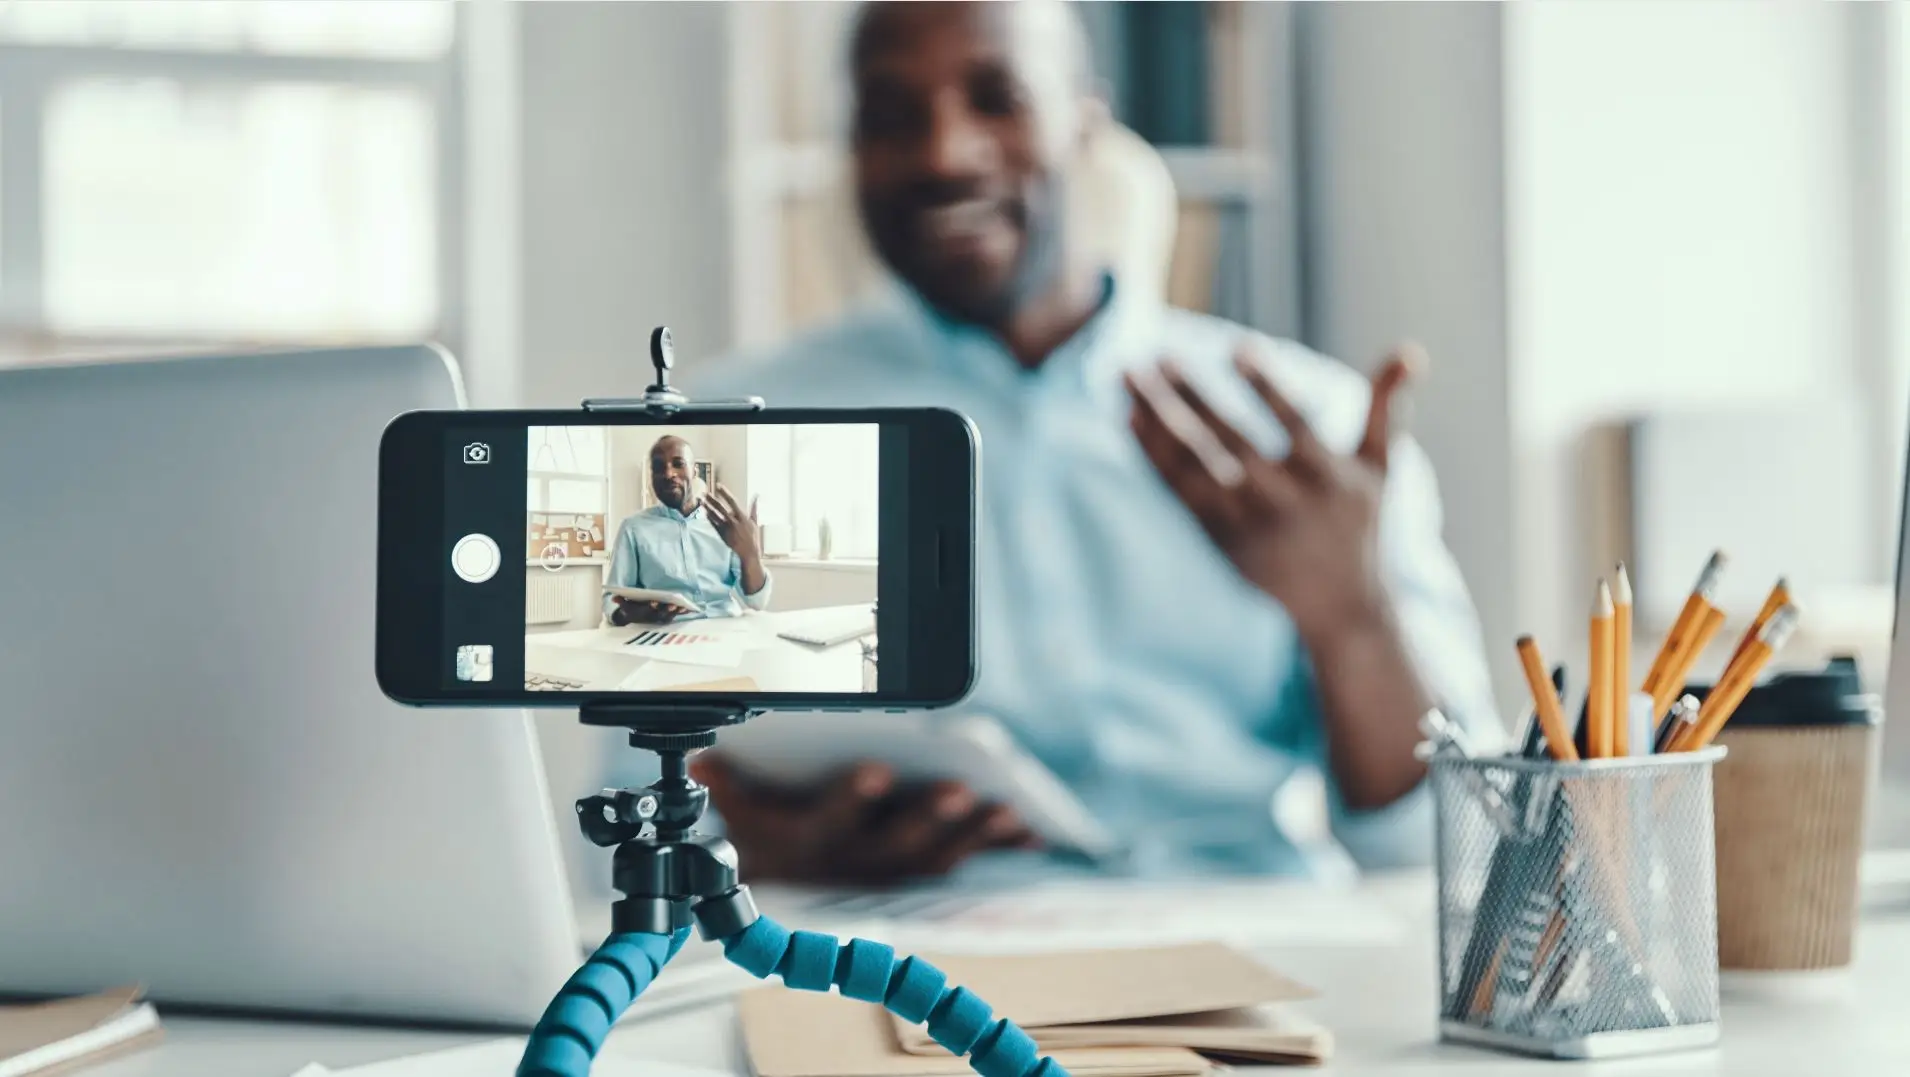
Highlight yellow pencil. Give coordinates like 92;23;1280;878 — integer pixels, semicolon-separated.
1516;636;1579;761
1650;604;1727;722
1588;581;1615;759
1640;551;1727;706
1727;578;1790;669
1612;564;1633;756
1678;606;1800;751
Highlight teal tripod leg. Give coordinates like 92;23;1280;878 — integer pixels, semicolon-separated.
719;915;1068;1077
516;928;691;1077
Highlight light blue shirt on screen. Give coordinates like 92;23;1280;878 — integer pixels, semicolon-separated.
601;503;771;622
690;277;1503;880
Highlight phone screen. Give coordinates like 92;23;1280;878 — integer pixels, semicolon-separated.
377;408;976;708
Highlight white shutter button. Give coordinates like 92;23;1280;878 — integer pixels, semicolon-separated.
451;533;501;583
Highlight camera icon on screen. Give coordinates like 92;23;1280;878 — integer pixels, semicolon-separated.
462;442;491;465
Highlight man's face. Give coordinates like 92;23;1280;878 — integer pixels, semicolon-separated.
650;438;694;511
851;2;1088;326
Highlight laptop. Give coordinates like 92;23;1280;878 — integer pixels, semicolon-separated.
0;346;585;1027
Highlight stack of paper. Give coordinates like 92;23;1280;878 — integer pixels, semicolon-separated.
737;942;1331;1076
0;987;161;1077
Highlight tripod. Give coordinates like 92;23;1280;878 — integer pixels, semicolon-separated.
514;704;1069;1077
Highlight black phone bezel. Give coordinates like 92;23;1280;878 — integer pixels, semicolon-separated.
374;407;977;709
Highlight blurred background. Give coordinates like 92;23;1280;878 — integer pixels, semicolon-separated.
3;0;1905;848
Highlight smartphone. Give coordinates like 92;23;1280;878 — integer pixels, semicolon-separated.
375;407;977;708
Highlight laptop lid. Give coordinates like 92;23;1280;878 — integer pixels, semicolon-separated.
0;346;579;1026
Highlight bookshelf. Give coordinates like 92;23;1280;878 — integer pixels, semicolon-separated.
724;0;1300;349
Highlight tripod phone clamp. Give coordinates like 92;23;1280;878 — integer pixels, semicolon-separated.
520;329;1069;1077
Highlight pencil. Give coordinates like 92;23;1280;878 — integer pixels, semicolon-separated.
1650;604;1728;721
1676;605;1800;751
1516;636;1580;761
1612;564;1633;756
1727;577;1790;669
1588;581;1615;758
1640;551;1727;706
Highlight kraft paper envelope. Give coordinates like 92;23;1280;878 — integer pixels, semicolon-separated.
898;943;1314;1026
886;944;1328;1065
736;987;1208;1077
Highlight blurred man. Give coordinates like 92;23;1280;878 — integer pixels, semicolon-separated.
603;435;770;625
690;0;1500;884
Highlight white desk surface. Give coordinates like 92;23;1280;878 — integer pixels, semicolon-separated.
80;877;1910;1076
525;605;868;693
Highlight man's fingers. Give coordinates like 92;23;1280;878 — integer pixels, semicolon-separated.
813;762;893;838
922;804;1024;876
866;781;975;868
749;495;760;523
1126;373;1239;534
1233;346;1327;472
1358;344;1424;471
1159;361;1258;463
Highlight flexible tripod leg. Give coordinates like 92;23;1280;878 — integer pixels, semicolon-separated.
516;909;1070;1077
716;914;1065;1077
516;929;690;1077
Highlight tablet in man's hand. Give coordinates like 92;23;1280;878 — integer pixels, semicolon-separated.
604;586;703;615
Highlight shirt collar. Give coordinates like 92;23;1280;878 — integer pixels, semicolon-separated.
647;501;704;523
888;271;1164;396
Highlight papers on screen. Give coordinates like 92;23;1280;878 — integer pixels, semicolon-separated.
619;629;745;669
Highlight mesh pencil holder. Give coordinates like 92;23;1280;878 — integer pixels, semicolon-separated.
1430;749;1726;1060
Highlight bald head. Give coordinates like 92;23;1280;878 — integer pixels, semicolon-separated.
850;1;1093;93
846;1;1103;328
649;435;696;511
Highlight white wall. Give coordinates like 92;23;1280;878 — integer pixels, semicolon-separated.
518;1;735;409
1297;1;1521;718
1505;0;1866;655
1302;1;1877;711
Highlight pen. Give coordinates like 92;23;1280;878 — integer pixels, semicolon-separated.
1652;694;1699;754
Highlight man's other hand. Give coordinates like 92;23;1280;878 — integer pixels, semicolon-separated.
611;597;692;626
691;754;1037;886
1125;343;1422;642
704;484;763;562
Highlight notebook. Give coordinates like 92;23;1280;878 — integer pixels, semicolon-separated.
0;987;161;1077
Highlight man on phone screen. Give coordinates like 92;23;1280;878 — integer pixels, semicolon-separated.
687;0;1502;884
603;435;771;625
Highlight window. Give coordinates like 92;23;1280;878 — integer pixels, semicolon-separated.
746;424;879;560
0;0;457;365
527;426;608;515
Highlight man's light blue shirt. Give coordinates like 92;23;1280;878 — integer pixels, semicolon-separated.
691;279;1503;878
602;503;772;621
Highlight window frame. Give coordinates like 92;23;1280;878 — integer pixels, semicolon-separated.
0;17;463;358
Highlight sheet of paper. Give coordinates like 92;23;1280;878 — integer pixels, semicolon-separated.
841;878;1406;952
309;1038;735;1077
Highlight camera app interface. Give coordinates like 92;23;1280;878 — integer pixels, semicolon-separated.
503;423;880;694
